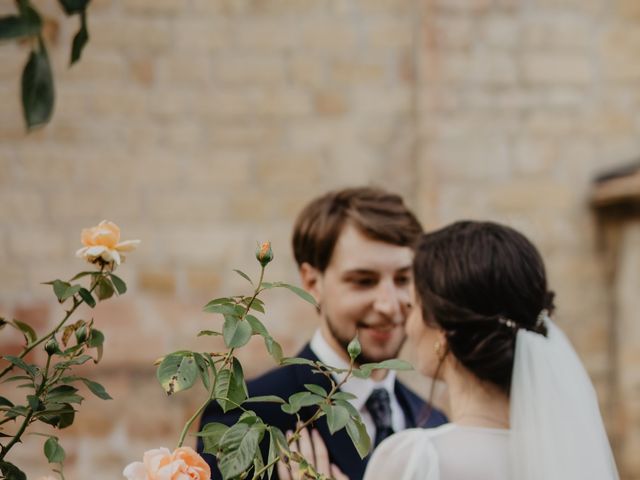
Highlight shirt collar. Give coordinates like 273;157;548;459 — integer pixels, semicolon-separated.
309;329;397;412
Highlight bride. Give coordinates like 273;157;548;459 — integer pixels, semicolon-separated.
281;221;619;480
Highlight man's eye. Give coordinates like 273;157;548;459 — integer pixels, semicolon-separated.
350;278;376;287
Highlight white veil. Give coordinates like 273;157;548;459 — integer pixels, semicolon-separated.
509;314;619;479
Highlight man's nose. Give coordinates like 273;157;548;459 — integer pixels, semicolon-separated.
373;280;404;320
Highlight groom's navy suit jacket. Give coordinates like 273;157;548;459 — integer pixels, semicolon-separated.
197;344;447;480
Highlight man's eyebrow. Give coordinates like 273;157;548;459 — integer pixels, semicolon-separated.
341;266;412;276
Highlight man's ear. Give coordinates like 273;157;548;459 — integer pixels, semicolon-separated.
299;262;322;304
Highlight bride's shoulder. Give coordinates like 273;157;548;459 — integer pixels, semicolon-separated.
375;424;454;455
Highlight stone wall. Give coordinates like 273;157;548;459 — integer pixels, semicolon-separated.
1;0;639;478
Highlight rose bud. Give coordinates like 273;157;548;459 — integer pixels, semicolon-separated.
45;338;60;356
75;325;88;344
256;241;274;267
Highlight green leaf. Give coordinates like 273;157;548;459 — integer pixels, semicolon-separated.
70;10;88;65
0;4;41;40
193;352;211;391
47;279;71;302
233;269;253;285
280;357;316;367
38;402;76;429
331;391;357;401
261;282;317;308
241;297;265;314
267;428;288;479
78;287;96;308
0;461;26;480
198;422;229;454
282;392;323;414
214;368;233;413
80;378;112;400
47;385;83;405
218;423;264;479
58;0;91;15
27;394;42;411
109;273;127;295
94;276;114;301
304;384;327;397
157;353;198;395
69;271;97;281
22;41;54;130
204;303;245;317
223;316;252;349
2;355;37;377
44;436;65;463
333;398;359;418
0;396;14;408
197;330;222;337
361;359;413;371
245;315;268;337
345;417;371;458
230;358;248;404
265;336;283;363
321;404;350;434
60;284;82;301
12;319;37;344
88;329;104;363
244;395;285;404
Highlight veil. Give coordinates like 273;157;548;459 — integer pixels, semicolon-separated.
509;314;620;479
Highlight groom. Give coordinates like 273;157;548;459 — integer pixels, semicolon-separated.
197;187;447;479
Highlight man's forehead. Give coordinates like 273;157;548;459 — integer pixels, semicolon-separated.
327;224;414;272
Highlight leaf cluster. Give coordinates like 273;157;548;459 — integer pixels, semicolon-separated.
0;0;92;130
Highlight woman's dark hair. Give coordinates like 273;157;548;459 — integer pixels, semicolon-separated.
413;221;555;396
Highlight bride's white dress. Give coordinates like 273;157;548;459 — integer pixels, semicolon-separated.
364;424;509;480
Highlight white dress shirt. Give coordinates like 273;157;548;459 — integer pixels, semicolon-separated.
309;329;407;441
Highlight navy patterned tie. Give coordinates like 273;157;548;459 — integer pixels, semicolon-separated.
365;388;394;447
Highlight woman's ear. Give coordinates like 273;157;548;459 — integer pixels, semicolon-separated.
299;262;322;304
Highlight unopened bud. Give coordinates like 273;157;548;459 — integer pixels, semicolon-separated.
75;325;88;344
45;338;59;356
347;335;361;360
256;241;274;267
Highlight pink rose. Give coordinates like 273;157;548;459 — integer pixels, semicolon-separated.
123;446;211;480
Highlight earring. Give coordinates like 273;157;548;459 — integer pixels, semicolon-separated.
434;340;446;360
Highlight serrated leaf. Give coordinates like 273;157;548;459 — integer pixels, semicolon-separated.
241;296;265;314
0;396;14;408
345;417;371;458
70;10;88;65
198;422;229;454
27;394;41;411
214;368;233;412
12;319;37;344
79;287;96;308
197;330;222;337
157;353;198;395
48;280;71;302
223;316;252;349
38;402;75;429
331;391;357;401
245;315;268;337
218;423;263;479
44;436;65;463
232;269;253;285
47;385;83;405
280;357;316;367
94;276;115;301
203;302;245;317
243;395;285;404
361;359;413;371
2;355;37;377
58;0;90;15
0;461;26;480
304;384;327;397
193;352;211;391
261;282;318;308
109;273;127;295
80;378;112;400
321;404;350;434
265;336;283;363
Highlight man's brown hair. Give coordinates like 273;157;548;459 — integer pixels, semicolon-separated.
292;187;423;272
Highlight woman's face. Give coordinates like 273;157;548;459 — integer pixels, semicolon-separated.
405;293;445;379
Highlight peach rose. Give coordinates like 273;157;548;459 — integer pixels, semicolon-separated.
123;446;211;480
76;220;140;267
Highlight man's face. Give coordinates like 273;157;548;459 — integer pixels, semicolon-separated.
302;223;414;364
